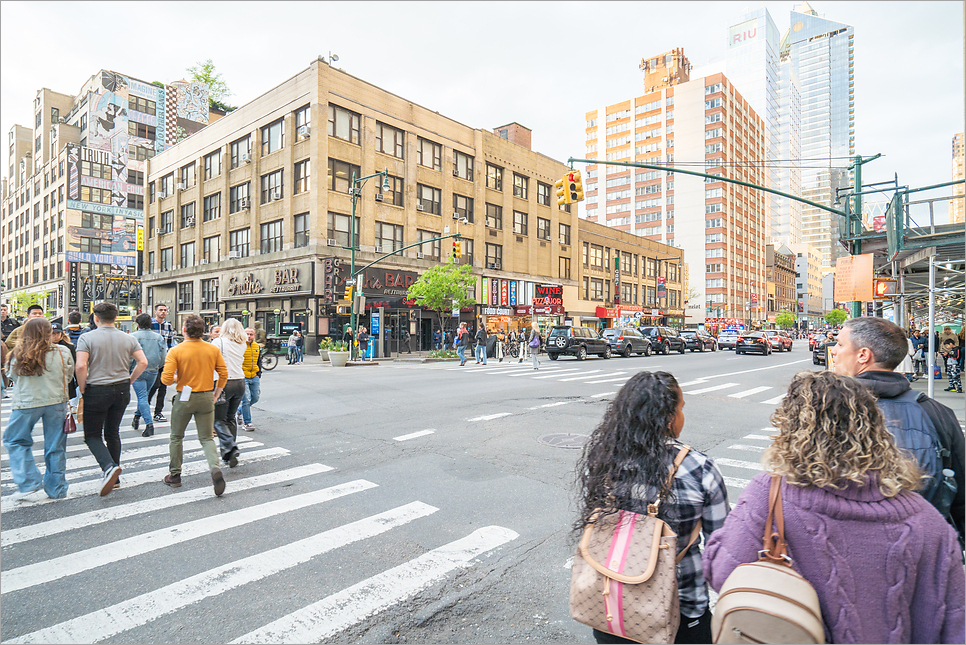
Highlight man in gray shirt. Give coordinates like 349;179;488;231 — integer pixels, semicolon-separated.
76;302;147;496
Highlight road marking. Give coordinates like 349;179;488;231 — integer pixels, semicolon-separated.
591;392;616;398
728;443;767;453
467;413;512;422
5;502;439;645
0;447;290;513
564;556;574;569
231;526;519;644
727;386;772;399
0;464;334;548
677;379;708;387
507;366;563;377
532;369;582;379
0;428;200;463
393;430;435;441
742;434;774;442
528;402;571;410
1;479;378;594
682;383;739;395
724;476;752;489
557;370;609;381
699;359;811;381
760;427;779;433
714;457;763;471
761;394;787;405
584;376;632;384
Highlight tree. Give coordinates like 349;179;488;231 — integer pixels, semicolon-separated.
825;308;848;327
775;311;796;330
406;261;477;334
187;59;236;111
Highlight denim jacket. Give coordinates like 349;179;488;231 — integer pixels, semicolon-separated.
5;345;73;410
131;329;167;372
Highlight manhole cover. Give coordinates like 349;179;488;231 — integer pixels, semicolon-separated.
538;433;590;449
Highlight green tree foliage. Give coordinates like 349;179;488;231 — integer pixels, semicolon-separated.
775;311;796;330
824;308;848;327
406;261;477;332
187;59;236;111
9;291;51;317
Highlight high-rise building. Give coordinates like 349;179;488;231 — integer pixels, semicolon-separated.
789;242;823;326
951;132;964;224
779;1;855;272
1;70;211;320
583;49;768;327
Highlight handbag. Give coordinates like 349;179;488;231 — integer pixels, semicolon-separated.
529;334;540;348
710;476;824;644
57;348;77;434
570;446;702;643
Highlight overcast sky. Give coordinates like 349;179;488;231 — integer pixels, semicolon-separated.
2;1;963;220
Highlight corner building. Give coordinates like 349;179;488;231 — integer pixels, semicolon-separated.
141;59;581;352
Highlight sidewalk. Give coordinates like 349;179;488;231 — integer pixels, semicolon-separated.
909;376;966;423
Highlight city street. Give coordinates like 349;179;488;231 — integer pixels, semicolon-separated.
2;345;828;644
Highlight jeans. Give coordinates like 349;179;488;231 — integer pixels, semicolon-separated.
288;347;296;364
3;402;69;498
131;369;157;425
532;345;540;369
169;390;219;476
214;379;245;461
147;371;166;417
475;343;487;364
241;376;261;425
456;345;466;365
82;380;130;473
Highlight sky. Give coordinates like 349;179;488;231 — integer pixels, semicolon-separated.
2;1;963;220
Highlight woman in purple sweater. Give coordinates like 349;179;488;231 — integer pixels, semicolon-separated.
703;371;964;644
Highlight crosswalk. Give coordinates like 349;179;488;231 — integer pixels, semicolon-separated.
712;429;776;503
0;399;519;643
444;361;790;405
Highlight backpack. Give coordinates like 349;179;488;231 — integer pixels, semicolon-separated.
711;476;825;644
570;446;702;643
877;389;946;512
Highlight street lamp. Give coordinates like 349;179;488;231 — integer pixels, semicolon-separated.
349;168;390;359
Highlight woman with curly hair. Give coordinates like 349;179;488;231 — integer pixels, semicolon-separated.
574;371;730;644
3;317;73;501
703;370;965;644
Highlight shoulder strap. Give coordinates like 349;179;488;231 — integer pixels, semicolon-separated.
760;475;791;566
667;445;704;564
57;346;68;401
648;446;692;517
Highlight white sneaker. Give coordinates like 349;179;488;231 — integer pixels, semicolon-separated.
100;466;122;497
9;486;42;502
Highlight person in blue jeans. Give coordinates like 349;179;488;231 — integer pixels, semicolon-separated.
3;317;73;501
456;322;469;366
130;314;167;438
240;327;261;431
474;325;488;365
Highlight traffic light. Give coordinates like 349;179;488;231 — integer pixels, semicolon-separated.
555;176;571;206
873;279;897;299
453;239;461;259
568;170;584;203
344;285;353;301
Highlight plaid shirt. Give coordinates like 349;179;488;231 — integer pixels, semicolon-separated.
634;440;730;618
153;319;175;348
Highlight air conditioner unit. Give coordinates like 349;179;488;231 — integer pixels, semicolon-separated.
177;298;184;304
227;250;240;259
241;153;251;164
415;252;425;259
158;191;168;199
487;262;501;270
186;216;196;227
176;182;185;191
543;235;551;241
416;202;425;212
155;228;163;235
452;169;460;177
374;192;384;202
270;189;281;201
298;125;310;139
200;259;210;265
239;197;250;209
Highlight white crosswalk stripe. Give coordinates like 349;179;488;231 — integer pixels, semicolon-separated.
728;386;772;399
682;382;739;395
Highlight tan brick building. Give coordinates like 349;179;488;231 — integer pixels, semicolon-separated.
766;243;796;321
142;58;587;353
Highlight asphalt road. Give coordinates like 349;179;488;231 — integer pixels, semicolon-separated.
1;343;820;643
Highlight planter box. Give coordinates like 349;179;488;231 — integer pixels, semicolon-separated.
320;350;329;361
328;351;350;367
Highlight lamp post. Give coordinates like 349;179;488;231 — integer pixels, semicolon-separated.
273;308;281;337
349;169;390;359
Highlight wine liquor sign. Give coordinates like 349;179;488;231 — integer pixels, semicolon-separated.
223;262;314;299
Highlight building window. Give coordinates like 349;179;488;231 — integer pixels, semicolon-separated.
294;159;310;194
512;173;529;199
127;194;144;210
591;278;604;301
230;136;251;168
203;235;221;262
590;244;603;269
260;219;283;254
229;228;250;258
160;247;173;271
327;104;360;144
128;122;157;140
374;221;403;253
131;146;156;161
177;282;193;311
327;158;360;193
149;182;156;203
260;169;284;204
148;252;155;274
204;150;222;179
375;122;404;159
180;241;195;268
147;216;155;237
513;211;528;236
485;243;503;269
203;193;221;221
416;184;441;215
486;164;503;191
416;137;441;170
159;210;174;234
180;202;196;228
559;256;571;280
327;212;360;247
294;105;311;131
485;203;502;230
261;119;284;156
559;223;571;245
158;173;174;197
453;150;473;180
383;175;404;207
453;194;474;223
537;217;551;240
201;278;219;310
460;238;474;266
294;212;309;248
537;182;551;206
129;96;157;114
229;182;250;213
417;229;441;261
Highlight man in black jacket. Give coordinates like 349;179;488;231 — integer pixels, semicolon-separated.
474;325;488;365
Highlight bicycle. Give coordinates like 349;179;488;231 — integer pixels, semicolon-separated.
258;338;280;371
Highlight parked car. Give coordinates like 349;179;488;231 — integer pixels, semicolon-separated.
681;331;718;352
717;329;740;350
639;326;687;355
808;332;821;351
546;326;611;360
813;332;838;365
601;327;652;357
735;331;772;355
761;329;793;352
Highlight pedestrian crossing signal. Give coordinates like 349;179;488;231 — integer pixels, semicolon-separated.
873;279;897;299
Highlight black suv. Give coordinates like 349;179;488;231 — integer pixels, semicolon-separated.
639;326;687;354
601;327;652;357
546;326;612;360
681;331;717;352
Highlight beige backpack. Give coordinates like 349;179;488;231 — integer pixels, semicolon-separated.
570;446;702;643
711;476;825;644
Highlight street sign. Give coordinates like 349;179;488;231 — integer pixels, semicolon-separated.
345;278;356;286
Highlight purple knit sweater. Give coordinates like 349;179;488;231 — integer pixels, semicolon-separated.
703;472;965;644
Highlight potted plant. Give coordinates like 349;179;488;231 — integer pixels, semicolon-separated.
318;337;332;361
328;340;351;367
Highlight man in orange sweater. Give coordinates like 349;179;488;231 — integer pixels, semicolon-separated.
160;314;229;495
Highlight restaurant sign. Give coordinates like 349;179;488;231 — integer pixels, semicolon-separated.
224;262;313;298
